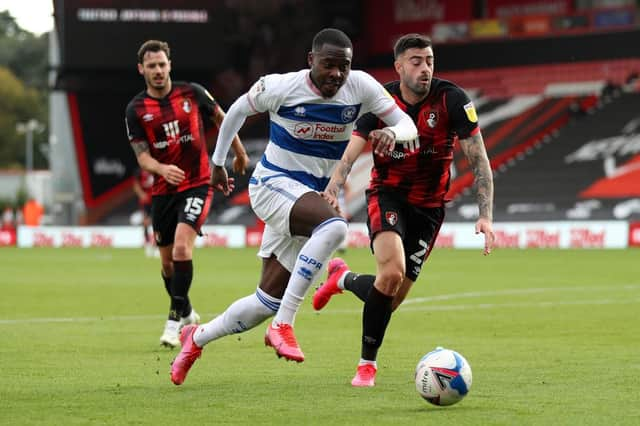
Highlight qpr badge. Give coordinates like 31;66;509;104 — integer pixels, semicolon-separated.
341;106;357;123
182;99;192;113
385;211;398;226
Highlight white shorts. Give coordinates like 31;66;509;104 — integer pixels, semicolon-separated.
249;173;314;272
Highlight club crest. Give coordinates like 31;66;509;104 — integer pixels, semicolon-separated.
385;211;398;226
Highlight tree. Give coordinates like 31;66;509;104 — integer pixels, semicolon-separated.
0;10;49;169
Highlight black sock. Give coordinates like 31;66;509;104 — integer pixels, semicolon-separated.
361;286;393;361
171;260;193;319
162;272;178;320
344;272;375;302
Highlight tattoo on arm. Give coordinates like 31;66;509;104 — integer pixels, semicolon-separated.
131;141;150;156
460;133;493;220
336;159;353;190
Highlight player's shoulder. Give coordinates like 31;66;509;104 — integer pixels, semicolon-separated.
431;77;468;98
347;69;380;85
383;80;401;95
125;90;147;114
262;70;307;88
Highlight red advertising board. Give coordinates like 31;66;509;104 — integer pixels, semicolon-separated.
365;0;473;55
629;222;640;247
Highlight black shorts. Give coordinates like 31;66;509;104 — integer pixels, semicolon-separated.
151;184;213;247
366;188;444;282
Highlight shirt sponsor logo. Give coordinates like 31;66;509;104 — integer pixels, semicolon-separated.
293;122;347;141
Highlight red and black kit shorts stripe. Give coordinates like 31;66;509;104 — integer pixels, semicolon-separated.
151;184;213;247
366;188;444;282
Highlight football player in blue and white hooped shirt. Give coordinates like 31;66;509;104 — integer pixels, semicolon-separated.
170;28;417;385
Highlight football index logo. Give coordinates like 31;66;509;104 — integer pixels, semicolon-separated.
294;123;314;138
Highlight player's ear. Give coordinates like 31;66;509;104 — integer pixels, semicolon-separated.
394;60;402;75
307;51;314;68
167;60;172;73
137;63;144;75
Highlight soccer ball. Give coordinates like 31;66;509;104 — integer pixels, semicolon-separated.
415;347;472;406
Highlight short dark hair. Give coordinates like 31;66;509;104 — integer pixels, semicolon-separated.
137;40;170;64
393;34;432;59
312;28;352;52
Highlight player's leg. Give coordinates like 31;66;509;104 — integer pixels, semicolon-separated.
171;228;297;385
352;231;405;387
268;192;347;361
172;185;213;326
248;175;346;360
152;194;182;347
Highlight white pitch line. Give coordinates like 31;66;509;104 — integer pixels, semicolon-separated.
1;284;639;325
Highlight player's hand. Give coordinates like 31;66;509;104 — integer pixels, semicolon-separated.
321;184;341;213
232;150;250;175
161;164;185;186
210;165;235;196
475;217;495;255
369;128;396;156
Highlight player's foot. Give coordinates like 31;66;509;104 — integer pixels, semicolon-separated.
180;309;201;328
312;258;348;311
351;364;377;387
170;325;202;385
264;323;304;362
159;319;180;348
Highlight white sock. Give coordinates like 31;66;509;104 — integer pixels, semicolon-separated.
194;288;279;347
359;358;377;368
336;270;350;290
274;218;347;326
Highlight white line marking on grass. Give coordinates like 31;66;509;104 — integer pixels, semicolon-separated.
1;284;638;325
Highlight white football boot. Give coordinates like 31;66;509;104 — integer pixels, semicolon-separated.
160;319;181;348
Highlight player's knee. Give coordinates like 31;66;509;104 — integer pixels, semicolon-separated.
377;268;404;292
313;217;348;247
172;243;192;261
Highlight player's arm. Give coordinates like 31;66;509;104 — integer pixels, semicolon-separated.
323;133;368;211
132;143;185;186
459;129;495;255
213;105;249;175
459;132;493;222
125;107;185;186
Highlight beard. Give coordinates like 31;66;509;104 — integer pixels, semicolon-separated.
406;78;430;96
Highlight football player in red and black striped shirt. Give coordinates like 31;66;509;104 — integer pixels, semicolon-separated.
125;40;249;348
316;34;495;387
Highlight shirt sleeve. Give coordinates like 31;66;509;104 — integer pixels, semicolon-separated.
353;112;380;138
246;74;283;113
446;86;479;139
357;71;398;119
125;102;146;144
190;82;217;130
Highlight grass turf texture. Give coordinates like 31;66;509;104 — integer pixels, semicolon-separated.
1;247;638;425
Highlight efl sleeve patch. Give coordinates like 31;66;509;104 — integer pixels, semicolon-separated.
463;101;478;123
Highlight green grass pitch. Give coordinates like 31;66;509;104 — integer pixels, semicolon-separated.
1;247;639;425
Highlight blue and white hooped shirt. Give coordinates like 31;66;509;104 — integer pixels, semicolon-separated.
247;69;397;191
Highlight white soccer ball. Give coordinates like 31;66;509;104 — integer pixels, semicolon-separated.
415;347;472;406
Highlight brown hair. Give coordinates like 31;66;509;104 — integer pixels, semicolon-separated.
393;34;432;59
137;40;170;64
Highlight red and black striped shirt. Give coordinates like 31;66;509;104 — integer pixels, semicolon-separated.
125;82;216;195
354;78;480;208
